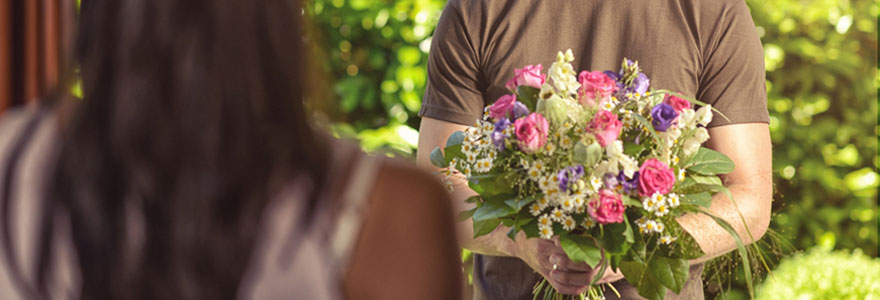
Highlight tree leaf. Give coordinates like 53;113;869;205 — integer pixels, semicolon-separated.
619;261;667;300
684;147;734;175
648;256;689;294
559;234;601;267
430;147;446;168
472;218;501;238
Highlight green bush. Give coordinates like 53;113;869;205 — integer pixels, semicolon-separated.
756;248;880;300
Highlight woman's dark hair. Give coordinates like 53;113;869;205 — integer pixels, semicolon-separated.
30;0;327;298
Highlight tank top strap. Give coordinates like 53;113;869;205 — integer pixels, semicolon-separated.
328;151;381;275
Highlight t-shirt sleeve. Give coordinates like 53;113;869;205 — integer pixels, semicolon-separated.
696;1;770;127
418;2;485;126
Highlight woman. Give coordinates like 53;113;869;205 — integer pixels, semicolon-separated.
0;0;461;299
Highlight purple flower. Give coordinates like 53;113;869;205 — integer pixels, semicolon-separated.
513;101;529;118
631;73;650;95
492;119;511;150
603;173;619;190
617;171;639;193
651;103;678;132
557;165;585;192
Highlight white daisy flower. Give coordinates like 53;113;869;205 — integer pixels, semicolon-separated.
659;235;677;245
655;221;665;233
601;100;616;111
590;176;603;191
527;168;543;181
562;216;576;231
654;202;670;217
668;193;681;207
529;203;543;216
576;205;587;214
644;220;658;233
642;196;657;213
536;195;550;209
538;214;553;227
539;224;554;239
677;168;686;181
635;217;648;233
550;208;566;222
583;217;596;229
475;158;493;172
561;197;575;212
543;142;556;154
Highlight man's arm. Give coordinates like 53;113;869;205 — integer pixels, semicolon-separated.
416;117;523;257
678;123;773;262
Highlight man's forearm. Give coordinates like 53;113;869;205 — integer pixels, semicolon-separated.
447;176;523;257
677;181;772;264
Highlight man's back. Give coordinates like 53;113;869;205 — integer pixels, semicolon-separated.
420;0;769;299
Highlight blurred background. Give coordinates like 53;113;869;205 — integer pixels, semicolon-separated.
303;0;878;298
0;0;876;298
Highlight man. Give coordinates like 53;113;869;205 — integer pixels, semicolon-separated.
416;0;772;299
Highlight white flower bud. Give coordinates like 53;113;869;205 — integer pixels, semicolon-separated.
696;105;713;126
682;138;701;156
693;127;710;143
679;109;696;127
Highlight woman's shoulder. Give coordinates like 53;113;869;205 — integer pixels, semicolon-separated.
343;155;462;300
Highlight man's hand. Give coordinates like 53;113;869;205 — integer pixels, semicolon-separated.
515;237;624;295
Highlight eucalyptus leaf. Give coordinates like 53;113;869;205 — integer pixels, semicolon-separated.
446;130;465;147
559;234;601;267
429;147;446;168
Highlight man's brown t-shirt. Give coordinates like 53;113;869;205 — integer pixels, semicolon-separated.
419;0;769;299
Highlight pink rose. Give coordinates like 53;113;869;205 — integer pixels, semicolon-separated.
588;189;625;224
489;94;517;120
505;64;546;90
664;95;691;112
578;71;617;107
586;110;623;147
638;158;676;197
514;113;549;153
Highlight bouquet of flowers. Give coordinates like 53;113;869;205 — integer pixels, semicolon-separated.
431;50;753;300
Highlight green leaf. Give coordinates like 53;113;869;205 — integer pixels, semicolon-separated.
689;174;723;186
622;195;643;207
515;86;540;111
473;196;517;221
457;207;476;222
675;182;724;195
429;147;446;168
559;234;601;267
473;218;501;238
680;192;712;208
683;147;734;175
521;219;539;238
446;131;465;147
619;261;667;300
648;256;689;294
631;113;659;139
699;210;754;298
505;194;538;212
443;144;464;165
602;222;633;255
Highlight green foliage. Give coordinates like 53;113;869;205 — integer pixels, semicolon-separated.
756;248;880;299
307;0;446;157
746;0;879;255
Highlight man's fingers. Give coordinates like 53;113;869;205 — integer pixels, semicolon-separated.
548;270;594;293
549;254;592;272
